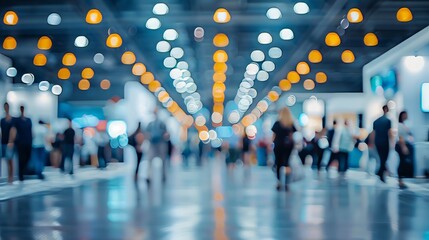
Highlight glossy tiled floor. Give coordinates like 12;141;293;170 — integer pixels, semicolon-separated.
1;158;429;240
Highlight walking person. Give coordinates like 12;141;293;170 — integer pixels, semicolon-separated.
60;119;75;175
241;132;252;167
129;122;144;181
371;105;393;183
10;106;34;181
332;120;356;177
395;111;414;189
31;120;49;179
271;107;296;191
325;120;339;172
146;108;169;184
1;102;15;183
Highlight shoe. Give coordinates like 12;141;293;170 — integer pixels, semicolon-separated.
146;178;151;185
276;182;281;191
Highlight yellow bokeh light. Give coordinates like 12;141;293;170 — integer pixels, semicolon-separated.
364;33;378;47
341;50;355;63
132;63;146;76
121;51;136;65
86;9;102;24
315;72;327;84
303;79;315;90
325;32;341;47
106;33;122;48
213;33;229;47
58;68;71;80
78;79;90;90
148;80;161;92
62;53;76;66
308;50;323;63
140;72;154;84
4;11;18;25
213;103;224;113
199;130;210;141
213;50;228;63
267;91;280;102
100;79;110;90
158;91;170;103
3;36;17;50
397;7;413;22
287;71;301;84
279;79;292;91
38;36;52;50
213;72;226;83
347;8;364;23
213;8;231;24
33;54;47;66
296;61;310;75
214;62;228;73
167;101;179;113
242;115;255;127
81;68;94;79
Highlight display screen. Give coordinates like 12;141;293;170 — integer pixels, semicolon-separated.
421;83;429;112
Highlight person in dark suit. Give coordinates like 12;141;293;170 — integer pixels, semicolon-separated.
325;120;338;171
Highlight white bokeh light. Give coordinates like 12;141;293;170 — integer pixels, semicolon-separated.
51;85;62;95
6;67;17;77
74;36;89;47
163;29;178;41
258;32;273;44
294;2;310;15
251;50;265;62
404;56;425;73
146;18;161;30
266;8;282;20
21;73;35;85
246;63;260;75
47;13;61;25
153;3;169;15
94;53;104;64
39;81;50;91
156;41;171;52
269;47;282;59
280;29;294;40
170;47;184;59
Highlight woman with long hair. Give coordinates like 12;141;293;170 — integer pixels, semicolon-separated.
271;107;296;191
395;111;414;189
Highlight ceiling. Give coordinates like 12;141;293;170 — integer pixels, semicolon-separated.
0;0;428;124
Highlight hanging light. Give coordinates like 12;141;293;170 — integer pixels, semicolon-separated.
86;9;102;24
38;36;52;50
364;33;379;47
58;68;71;80
78;79;90;90
3;11;18;25
100;79;110;90
81;68;94;79
62;53;76;66
347;8;363;23
121;51;136;65
308;50;323;63
303;79;315;90
33;54;47;66
279;79;292;91
213;50;228;63
140;72;154;84
296;62;310;75
315;72;327;83
148;80;161;92
3;36;17;50
213;8;231;23
342;50;355;63
132;63;146;76
287;71;301;83
106;33;122;48
267;91;280;102
213;62;227;73
213;33;229;47
397;8;413;22
325;32;341;47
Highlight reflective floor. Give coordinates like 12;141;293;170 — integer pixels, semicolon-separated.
1;159;429;240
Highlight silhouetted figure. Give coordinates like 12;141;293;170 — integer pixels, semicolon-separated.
332;120;356;175
241;133;252;167
395;111;414;189
325;120;339;171
32;120;48;179
146;108;168;184
60;119;75;175
11;106;35;181
1;102;15;183
271;107;296;191
129;122;144;180
371;105;393;183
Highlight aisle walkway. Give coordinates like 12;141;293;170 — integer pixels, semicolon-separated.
0;159;429;240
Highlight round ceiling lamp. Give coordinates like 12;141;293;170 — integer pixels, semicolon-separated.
397;8;413;22
213;50;228;63
33;54;47;66
146;17;161;30
279;79;292;91
81;67;94;79
163;29;178;41
47;13;61;25
106;33;122;48
280;29;294;40
3;11;18;25
38;36;52;50
214;62;228;73
153;3;169;15
266;8;282;20
303;79;315;90
308;50;323;63
140;72;154;84
3;36;17;50
148;80;161;92
132;63;146;76
267;91;280;102
315;72;327;83
287;71;301;83
62;53;76;66
294;2;310;15
51;85;62;95
364;33;379;47
86;9;102;24
58;68;70;80
347;8;363;23
213;8;231;24
100;79;111;90
78;79;90;90
296;62;310;75
341;50;355;63
121;51;136;65
213;33;229;47
258;32;272;44
325;32;341;47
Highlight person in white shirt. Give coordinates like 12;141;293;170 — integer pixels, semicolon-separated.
332;120;357;176
32;120;49;180
395;111;414;189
